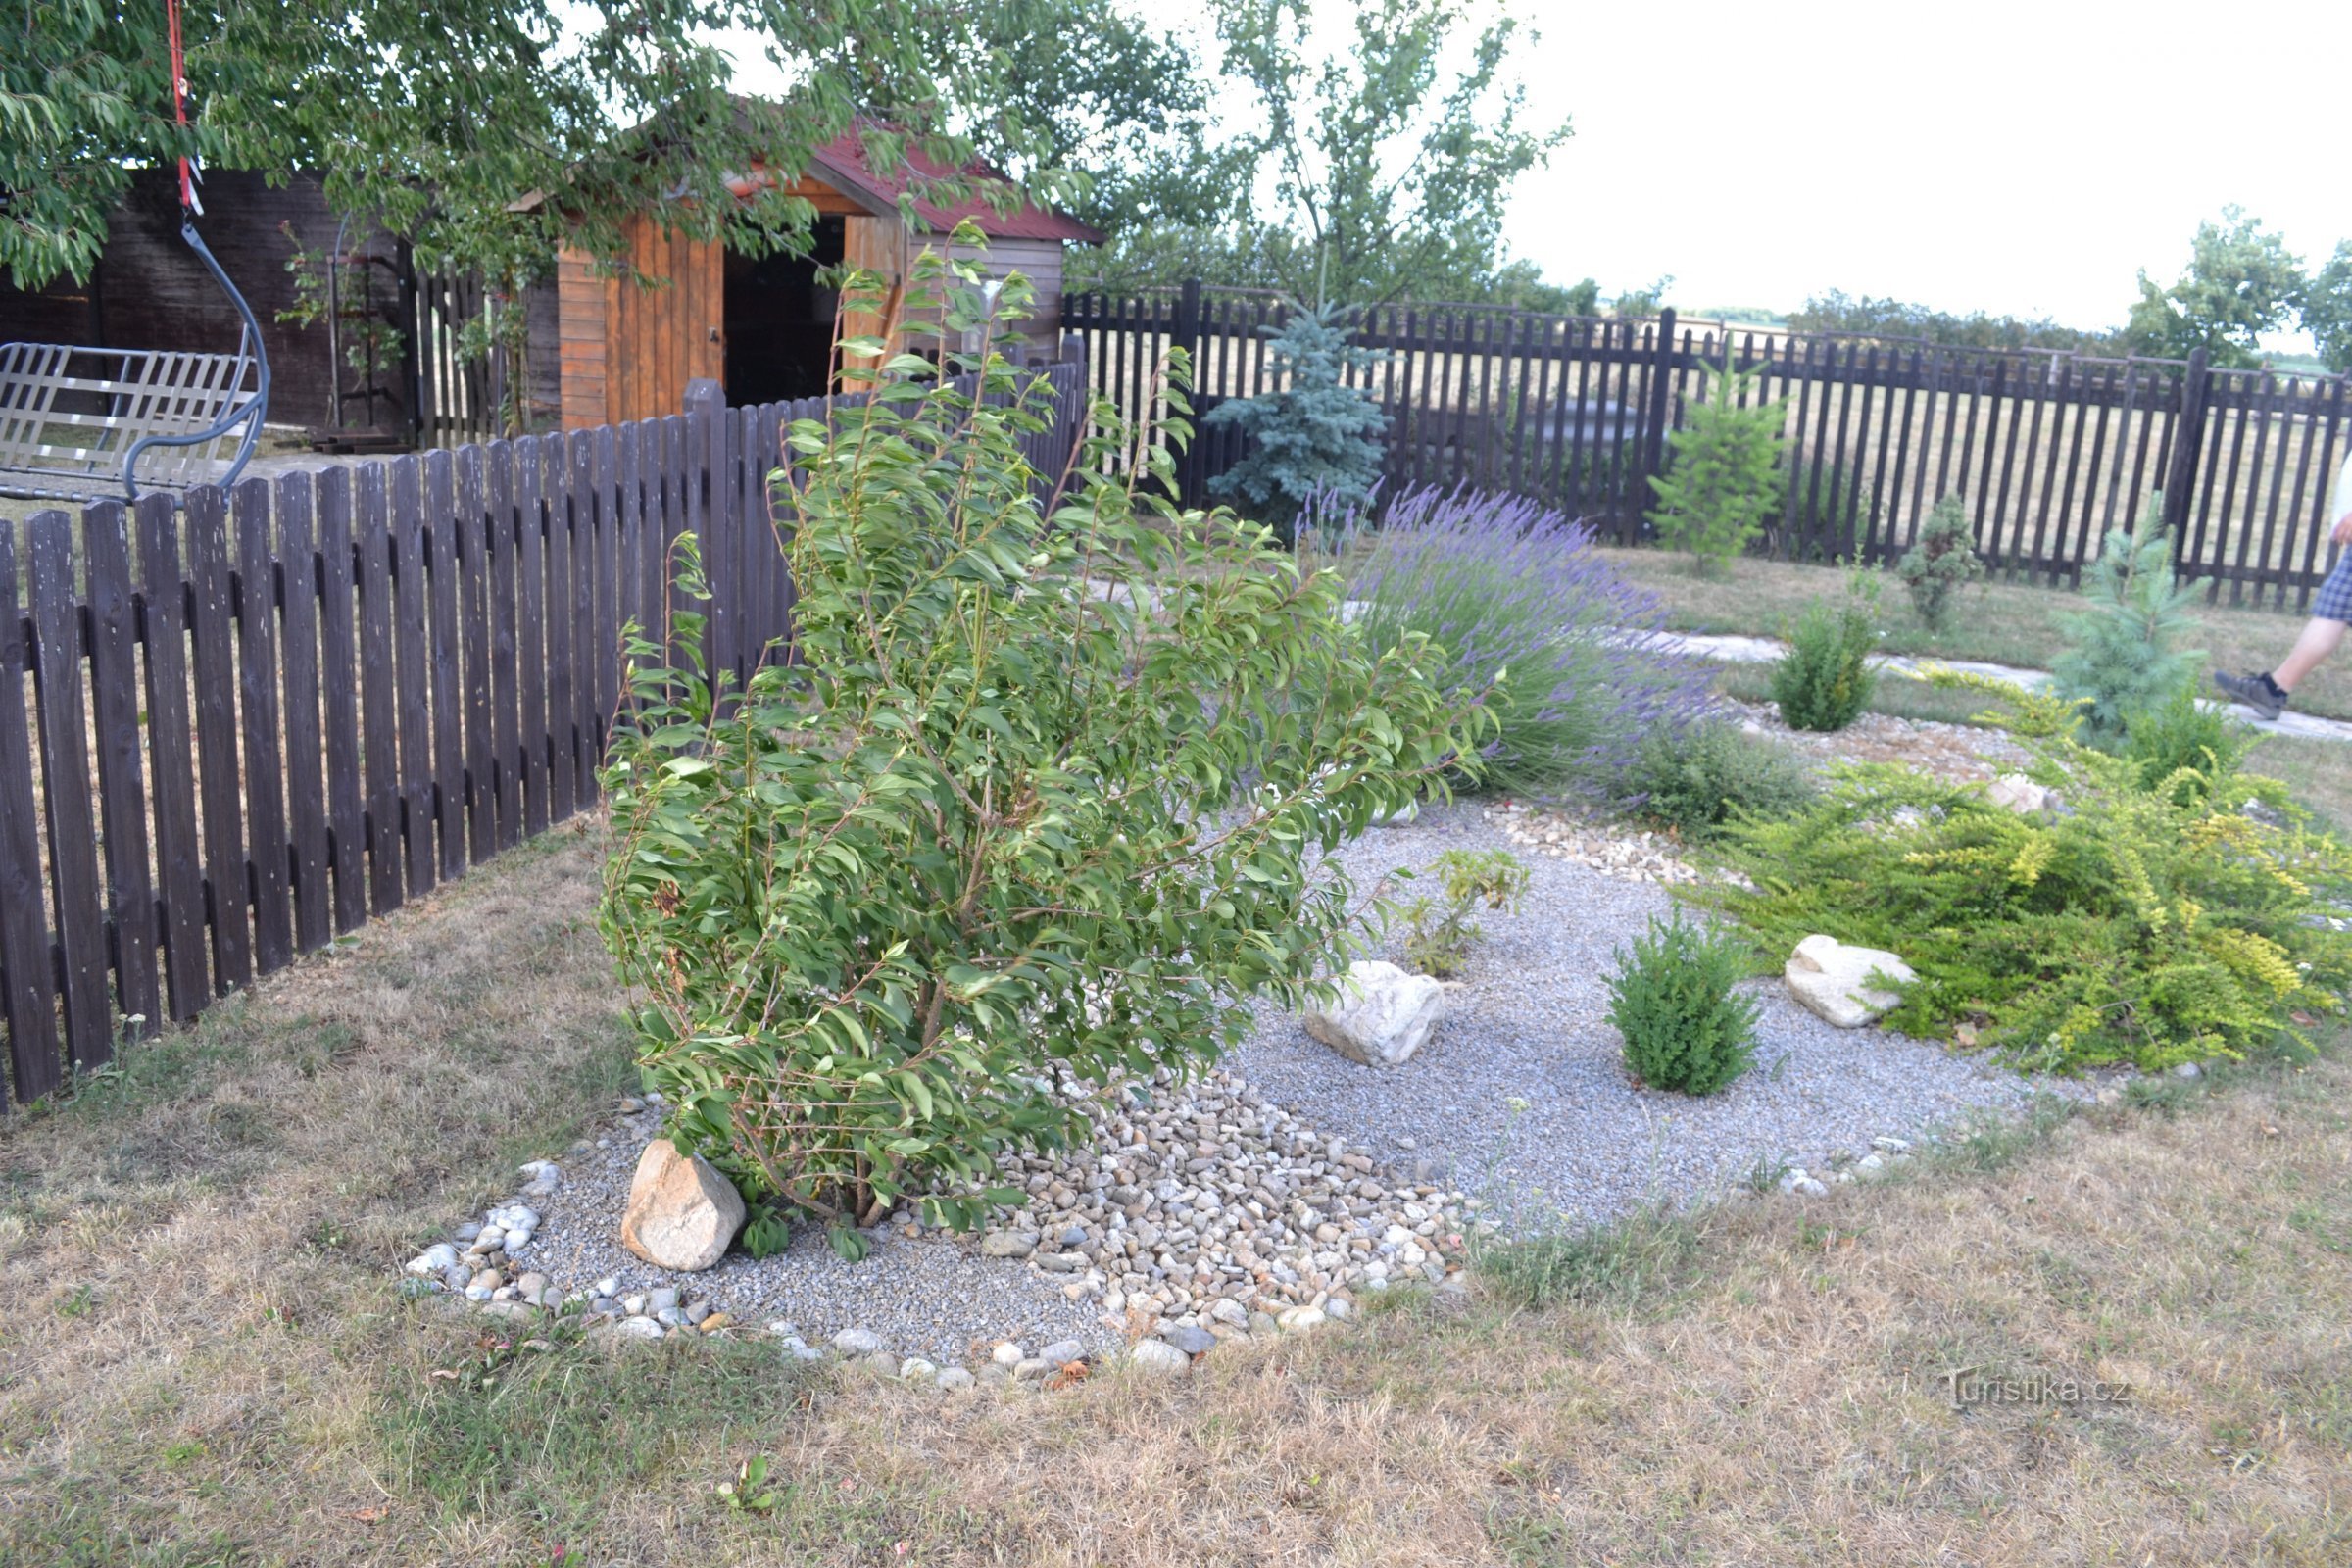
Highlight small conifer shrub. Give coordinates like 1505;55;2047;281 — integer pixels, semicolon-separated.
1769;571;1880;732
1205;303;1387;538
1606;910;1761;1095
1645;356;1787;572
2124;671;2252;805
1896;494;1984;630
2052;498;2204;748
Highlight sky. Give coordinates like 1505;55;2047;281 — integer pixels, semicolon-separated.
1485;0;2352;342
713;0;2352;344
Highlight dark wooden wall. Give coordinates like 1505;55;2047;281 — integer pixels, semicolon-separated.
0;170;403;435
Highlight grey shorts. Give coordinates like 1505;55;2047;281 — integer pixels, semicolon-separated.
2319;549;2352;623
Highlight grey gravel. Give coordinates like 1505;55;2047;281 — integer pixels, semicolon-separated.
1232;802;2087;1232
512;1108;1105;1364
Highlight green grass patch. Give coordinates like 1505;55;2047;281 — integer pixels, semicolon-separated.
376;1321;818;1534
1602;544;2352;721
1471;1202;1710;1313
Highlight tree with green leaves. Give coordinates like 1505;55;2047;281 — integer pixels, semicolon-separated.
2303;241;2352;374
1209;0;1570;306
598;245;1485;1255
2124;208;2305;368
1645;357;1786;572
1610;276;1673;318
2;0;1045;292
948;0;1242;248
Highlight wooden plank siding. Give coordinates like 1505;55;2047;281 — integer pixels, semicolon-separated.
837;214;914;371
556;217;724;429
0;356;1088;1107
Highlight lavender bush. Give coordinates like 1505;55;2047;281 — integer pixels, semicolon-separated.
1346;487;1716;798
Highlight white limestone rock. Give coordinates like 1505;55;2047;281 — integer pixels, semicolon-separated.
1784;934;1917;1029
1985;773;2051;814
1302;960;1446;1067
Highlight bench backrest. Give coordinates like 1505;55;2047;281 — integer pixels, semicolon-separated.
0;339;267;501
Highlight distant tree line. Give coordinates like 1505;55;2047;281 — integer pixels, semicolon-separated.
1771;210;2352;374
1783;292;2125;356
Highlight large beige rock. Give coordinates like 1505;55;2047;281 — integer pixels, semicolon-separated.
1784;934;1917;1028
1303;960;1446;1066
619;1139;746;1271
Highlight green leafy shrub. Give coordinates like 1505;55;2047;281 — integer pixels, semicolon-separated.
1696;669;2352;1073
2051;499;2205;748
1605;910;1762;1095
599;247;1486;1257
1399;849;1532;977
2124;671;2253;805
1895;493;1984;630
1769;571;1880;731
1645;356;1787;572
1205;302;1388;538
1622;719;1816;840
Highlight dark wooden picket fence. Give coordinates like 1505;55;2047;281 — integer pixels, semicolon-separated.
0;360;1088;1108
1066;285;2352;610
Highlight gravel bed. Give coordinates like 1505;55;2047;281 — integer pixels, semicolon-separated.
407;795;2084;1364
502;1102;1105;1365
1231;802;2088;1230
1724;697;2033;781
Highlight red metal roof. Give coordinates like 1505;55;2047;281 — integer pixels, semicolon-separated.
807;128;1104;245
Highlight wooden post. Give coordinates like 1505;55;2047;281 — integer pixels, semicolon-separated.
2160;347;2208;544
1173;278;1204;503
396;238;425;448
685;377;732;690
1636;308;1679;528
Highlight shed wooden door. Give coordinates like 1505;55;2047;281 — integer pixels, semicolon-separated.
557;214;723;429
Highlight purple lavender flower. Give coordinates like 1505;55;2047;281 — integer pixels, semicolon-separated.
1348;485;1716;798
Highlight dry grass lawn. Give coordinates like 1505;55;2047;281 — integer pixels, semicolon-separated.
5;821;2352;1565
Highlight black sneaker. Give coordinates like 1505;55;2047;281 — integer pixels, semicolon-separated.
2213;669;2286;721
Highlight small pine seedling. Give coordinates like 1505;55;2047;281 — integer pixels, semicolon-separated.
1895;493;1984;630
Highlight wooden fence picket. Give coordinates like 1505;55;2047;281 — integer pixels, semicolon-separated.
0;358;1087;1104
1064;286;2350;592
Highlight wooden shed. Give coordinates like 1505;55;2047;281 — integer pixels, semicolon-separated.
552;125;1103;430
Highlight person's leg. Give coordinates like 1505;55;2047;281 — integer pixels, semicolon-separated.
2219;545;2352;718
2272;616;2349;692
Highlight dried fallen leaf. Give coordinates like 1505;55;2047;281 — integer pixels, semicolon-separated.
427;1369;460;1382
346;1507;389;1524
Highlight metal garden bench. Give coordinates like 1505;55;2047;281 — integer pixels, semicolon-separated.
0;336;269;505
0;214;272;506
